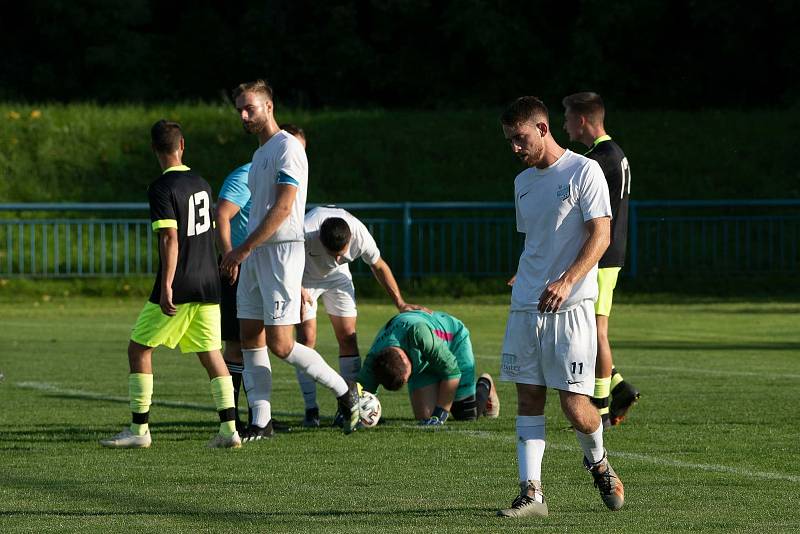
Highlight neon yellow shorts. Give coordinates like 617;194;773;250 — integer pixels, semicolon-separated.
130;301;222;353
595;267;621;317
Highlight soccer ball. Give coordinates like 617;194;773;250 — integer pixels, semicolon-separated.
358;390;382;428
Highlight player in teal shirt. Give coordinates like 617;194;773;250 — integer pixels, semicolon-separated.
358;310;499;425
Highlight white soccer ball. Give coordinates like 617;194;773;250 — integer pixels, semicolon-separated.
358;390;382;428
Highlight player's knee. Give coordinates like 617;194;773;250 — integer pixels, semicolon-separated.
267;339;294;359
297;324;316;347
337;331;358;354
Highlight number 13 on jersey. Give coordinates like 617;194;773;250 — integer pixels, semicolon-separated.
187;191;211;237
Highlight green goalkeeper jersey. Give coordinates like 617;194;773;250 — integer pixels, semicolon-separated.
358;311;467;393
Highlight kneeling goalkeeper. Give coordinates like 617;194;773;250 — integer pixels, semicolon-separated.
358;310;499;425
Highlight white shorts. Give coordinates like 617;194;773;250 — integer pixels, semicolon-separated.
499;299;596;396
236;242;304;326
301;276;357;321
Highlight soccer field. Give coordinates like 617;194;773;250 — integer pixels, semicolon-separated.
0;297;798;532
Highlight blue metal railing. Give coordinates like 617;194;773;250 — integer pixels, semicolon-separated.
1;200;798;278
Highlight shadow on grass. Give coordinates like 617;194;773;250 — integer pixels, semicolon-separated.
614;340;800;351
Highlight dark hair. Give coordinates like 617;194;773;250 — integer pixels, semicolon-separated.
232;79;274;103
373;348;408;391
150;120;183;154
500;96;549;127
280;123;305;140
319;217;351;252
562;92;605;124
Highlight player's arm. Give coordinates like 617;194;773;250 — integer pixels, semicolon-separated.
538;216;610;313
215;199;241;284
158;227;179;316
220;183;296;280
369;258;431;313
357;353;379;394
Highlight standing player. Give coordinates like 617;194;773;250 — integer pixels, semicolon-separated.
497;97;623;518
293;206;429;427
220;80;359;440
101;120;240;449
215;124;307;432
563;92;640;427
358;310;499;424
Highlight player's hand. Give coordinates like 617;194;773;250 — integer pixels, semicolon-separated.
221;264;239;285
399;302;432;313
160;287;177;316
507;274;516;286
537;276;573;313
301;287;313;307
220;245;250;282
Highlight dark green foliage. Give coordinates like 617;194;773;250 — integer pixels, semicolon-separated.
2;104;798;203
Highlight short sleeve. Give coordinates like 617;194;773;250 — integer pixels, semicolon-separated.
579;161;612;222
147;181;177;231
219;164;252;209
357;354;379;393
407;324;461;380
352;218;381;266
514;175;524;233
276;137;308;188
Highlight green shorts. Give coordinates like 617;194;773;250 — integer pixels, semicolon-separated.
408;330;476;401
595;267;621;317
130;301;222;353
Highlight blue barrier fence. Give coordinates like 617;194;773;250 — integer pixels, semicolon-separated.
1;200;798;279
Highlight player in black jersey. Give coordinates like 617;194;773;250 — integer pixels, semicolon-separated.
563;93;640;428
100;120;241;449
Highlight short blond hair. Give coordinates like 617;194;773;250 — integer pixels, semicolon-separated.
232;79;274;103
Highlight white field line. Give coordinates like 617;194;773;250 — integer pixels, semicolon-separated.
15;381;800;484
472;354;800;379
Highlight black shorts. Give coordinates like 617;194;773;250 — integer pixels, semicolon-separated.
220;274;239;342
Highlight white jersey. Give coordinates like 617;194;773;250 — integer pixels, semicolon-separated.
303;206;381;285
512;149;611;312
247;130;308;245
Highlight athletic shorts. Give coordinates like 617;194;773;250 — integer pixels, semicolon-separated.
499;299;596;396
300;276;357;321
237;242;304;326
595;267;621;317
408;328;476;401
130;301;222;353
219;272;239;341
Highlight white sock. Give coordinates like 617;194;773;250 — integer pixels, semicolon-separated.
575;422;605;464
295;367;318;409
242;346;271;428
284;342;348;397
516;415;546;502
338;355;361;382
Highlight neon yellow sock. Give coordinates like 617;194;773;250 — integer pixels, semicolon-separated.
210;376;236;437
129;373;153;436
593;377;611;416
610;368;624;391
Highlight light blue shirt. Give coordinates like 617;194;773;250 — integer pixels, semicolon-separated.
218;163;252;248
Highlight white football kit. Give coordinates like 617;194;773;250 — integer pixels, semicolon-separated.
500;150;611;395
301;206;381;320
237;130;309;326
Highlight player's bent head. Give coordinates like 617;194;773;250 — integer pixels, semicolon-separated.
232;79;274;104
373;347;409;391
280;123;307;148
320;217;351;254
150;120;183;154
562;92;605;125
501;96;549;129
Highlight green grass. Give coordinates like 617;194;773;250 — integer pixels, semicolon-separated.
1;297;799;532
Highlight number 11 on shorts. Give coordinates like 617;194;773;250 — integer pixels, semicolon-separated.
570;362;584;374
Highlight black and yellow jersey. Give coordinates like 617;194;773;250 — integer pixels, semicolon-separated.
585;137;630;268
147;165;221;305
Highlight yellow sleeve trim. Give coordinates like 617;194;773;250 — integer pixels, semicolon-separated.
152;219;178;231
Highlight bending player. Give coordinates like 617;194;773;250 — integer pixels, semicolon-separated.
293;206;429;427
101;120;239;449
357;310;499;424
